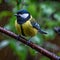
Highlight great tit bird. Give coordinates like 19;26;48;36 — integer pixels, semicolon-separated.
15;9;47;38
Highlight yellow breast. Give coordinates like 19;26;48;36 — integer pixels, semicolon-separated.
15;17;38;37
15;20;21;34
22;20;38;37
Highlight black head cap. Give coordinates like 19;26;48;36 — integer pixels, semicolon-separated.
17;9;30;14
15;9;30;24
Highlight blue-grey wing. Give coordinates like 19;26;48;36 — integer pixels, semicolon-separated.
30;19;47;34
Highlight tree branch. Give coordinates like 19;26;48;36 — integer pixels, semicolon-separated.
0;27;60;60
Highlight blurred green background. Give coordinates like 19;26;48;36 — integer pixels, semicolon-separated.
0;0;60;60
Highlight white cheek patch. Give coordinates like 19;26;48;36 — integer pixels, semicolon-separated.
19;13;29;18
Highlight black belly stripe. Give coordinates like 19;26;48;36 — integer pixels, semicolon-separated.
20;25;25;36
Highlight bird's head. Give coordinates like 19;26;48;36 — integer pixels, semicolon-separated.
15;9;30;24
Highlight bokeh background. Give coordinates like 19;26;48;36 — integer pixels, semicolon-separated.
0;0;60;60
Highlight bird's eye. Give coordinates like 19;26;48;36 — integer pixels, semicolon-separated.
19;13;29;18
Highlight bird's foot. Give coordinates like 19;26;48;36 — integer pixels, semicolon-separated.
17;35;21;40
27;40;31;45
17;35;26;40
27;38;32;45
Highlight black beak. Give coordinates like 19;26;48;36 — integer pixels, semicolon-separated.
14;14;17;16
14;14;19;16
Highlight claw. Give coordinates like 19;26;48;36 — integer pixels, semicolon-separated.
17;35;20;40
27;40;31;44
27;38;32;44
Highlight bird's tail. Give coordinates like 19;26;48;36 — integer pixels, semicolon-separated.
38;29;47;34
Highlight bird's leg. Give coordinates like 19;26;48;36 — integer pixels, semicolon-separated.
17;35;26;40
17;35;32;44
16;35;21;40
27;38;32;44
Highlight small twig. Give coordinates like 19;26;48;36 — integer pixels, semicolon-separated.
0;26;60;60
54;27;60;35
